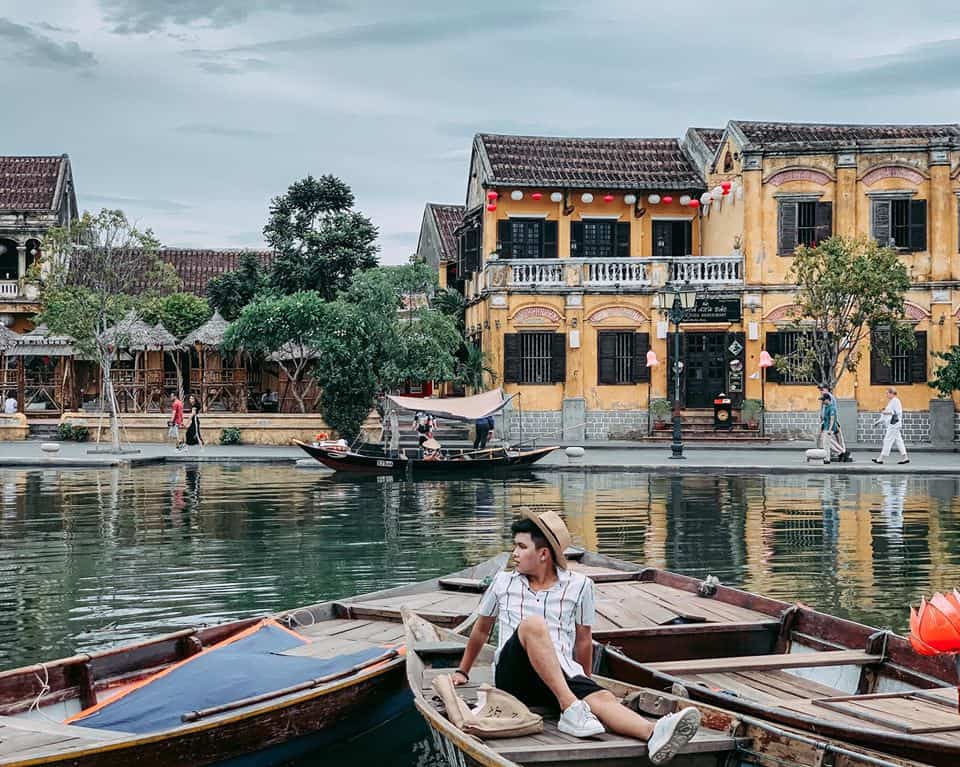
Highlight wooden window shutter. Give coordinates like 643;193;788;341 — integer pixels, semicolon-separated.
814;202;833;244
503;334;521;383
543;220;558;259
570;221;584;256
550;334;566;383
778;202;798;255
457;233;465;277
870;330;892;385
652;221;672;258
466;229;481;273
497;220;513;260
764;333;783;383
872;200;891;246
910;331;927;383
910;200;927;252
597;332;617;385
633;333;650;383
616;222;631;258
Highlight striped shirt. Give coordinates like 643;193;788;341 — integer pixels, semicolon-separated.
477;568;596;678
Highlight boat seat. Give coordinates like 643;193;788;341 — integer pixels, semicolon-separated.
644;649;883;675
438;577;486;592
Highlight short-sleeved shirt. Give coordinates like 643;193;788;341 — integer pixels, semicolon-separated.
477;568;596;678
820;398;838;432
171;399;184;426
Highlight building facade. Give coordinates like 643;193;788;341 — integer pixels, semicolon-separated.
442;122;960;443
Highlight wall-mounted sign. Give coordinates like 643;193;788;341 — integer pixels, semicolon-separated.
684;297;741;323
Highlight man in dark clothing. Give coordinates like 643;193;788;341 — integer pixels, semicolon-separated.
474;415;494;449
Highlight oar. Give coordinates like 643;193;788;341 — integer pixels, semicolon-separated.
180;648;399;723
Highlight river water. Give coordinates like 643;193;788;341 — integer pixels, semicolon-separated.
3;464;960;764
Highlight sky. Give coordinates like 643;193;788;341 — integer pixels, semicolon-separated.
2;1;959;264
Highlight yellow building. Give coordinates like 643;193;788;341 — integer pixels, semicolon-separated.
437;122;960;444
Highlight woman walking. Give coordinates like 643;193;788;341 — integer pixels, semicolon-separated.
185;394;204;450
872;387;908;465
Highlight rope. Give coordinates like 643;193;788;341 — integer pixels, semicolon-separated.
28;663;62;724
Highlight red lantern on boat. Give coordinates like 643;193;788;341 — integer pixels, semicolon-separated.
909;591;960;711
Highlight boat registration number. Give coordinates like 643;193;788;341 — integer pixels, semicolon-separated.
376;460;394;468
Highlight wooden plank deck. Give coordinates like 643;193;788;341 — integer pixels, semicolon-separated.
0;715;128;761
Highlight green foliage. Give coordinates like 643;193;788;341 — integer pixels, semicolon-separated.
777;236;912;389
141;293;212;339
56;423;89;442
379;309;460;389
39;287;134;356
930;346;960;399
206;252;269;320
265;175;379;300
219;427;242;445
741;398;763;423
431;288;466;334
457;342;496;392
649;398;672;421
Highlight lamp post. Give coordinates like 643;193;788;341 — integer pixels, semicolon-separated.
655;286;698;459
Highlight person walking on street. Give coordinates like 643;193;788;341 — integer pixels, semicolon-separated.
873;387;909;465
818;387;839;464
168;391;184;451
185;394;204;450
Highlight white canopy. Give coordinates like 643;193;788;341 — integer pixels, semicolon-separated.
386;389;514;423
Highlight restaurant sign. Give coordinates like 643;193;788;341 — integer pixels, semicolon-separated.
685;296;741;323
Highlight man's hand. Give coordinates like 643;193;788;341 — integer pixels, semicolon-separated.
452;669;469;686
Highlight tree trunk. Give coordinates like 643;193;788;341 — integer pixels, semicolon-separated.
281;361;307;413
102;356;121;452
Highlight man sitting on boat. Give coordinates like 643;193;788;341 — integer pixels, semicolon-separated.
453;508;701;764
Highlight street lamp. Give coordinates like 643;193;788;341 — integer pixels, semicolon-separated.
654;285;698;458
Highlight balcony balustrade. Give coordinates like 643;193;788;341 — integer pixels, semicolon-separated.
668;256;742;286
0;281;18;297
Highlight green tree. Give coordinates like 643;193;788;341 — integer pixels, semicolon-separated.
140;292;212;338
457;342;497;393
775;236;912;390
265;175;379;300
206;252;268;320
223;291;326;413
431;287;466;334
379;308;461;390
930;346;960;399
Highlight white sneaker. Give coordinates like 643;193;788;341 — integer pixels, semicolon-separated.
557;699;604;738
647;706;701;764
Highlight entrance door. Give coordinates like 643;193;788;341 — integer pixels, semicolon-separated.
684;333;726;408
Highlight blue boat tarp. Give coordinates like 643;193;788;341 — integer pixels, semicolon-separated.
68;620;389;734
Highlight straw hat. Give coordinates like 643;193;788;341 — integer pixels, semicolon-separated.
520;508;571;569
422;437;441;450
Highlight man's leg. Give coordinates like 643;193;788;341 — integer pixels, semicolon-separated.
516;617;577;710
894;428;907;458
583;690;653;739
880;427;895;458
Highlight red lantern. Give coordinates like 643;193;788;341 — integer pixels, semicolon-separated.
486;203;497;212
721;181;732;191
603;194;614;202
531;192;542;200
662;196;673;204
487;190;498;201
689;199;700;208
722;188;730;195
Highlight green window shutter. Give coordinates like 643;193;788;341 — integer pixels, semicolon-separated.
872;200;891;246
550;334;566;383
570;221;584;256
814;202;833;244
778;202;798;255
870;331;892;386
597;332;617;385
616;222;631;258
764;333;783;383
633;333;650;383
910;200;927;252
497;219;513;260
503;334;520;383
543;220;558;259
910;331;927;383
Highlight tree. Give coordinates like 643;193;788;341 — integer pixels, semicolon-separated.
140;292;212;338
41;209;180;451
265;175;379;300
206;252;268;320
457;342;497;393
930;346;960;399
379;308;461;390
223;291;326;413
431;287;466;335
774;236;912;390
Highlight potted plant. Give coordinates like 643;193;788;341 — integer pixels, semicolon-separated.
929;347;960;447
649;398;672;431
741;398;763;430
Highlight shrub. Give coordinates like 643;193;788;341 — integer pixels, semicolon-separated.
56;423;90;442
649;399;672;422
741;399;763;424
219;427;242;445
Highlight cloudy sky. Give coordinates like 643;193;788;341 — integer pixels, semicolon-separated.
2;1;959;263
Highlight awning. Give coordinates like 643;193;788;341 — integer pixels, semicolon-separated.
385;389;514;423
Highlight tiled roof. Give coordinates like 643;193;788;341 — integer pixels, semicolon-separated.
477;134;704;190
732;121;960;148
427;204;464;262
0;156;66;211
157;248;274;296
690;128;725;153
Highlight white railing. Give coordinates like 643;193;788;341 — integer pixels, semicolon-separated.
508;260;565;288
668;256;742;286
582;258;651;287
0;281;18;297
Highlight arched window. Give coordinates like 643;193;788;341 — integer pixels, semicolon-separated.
723;152;734;173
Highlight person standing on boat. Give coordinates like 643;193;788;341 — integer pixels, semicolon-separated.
473;415;494;450
453;509;701;763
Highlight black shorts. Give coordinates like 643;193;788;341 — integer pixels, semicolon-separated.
494;630;603;710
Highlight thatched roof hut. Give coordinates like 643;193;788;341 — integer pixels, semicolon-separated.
0;325;19;351
8;324;74;357
149;322;178;350
99;311;176;352
181;311;230;349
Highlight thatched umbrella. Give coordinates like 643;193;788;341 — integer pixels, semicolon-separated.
180;312;245;410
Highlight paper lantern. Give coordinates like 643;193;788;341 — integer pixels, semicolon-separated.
624;194;637;205
603;194;614;202
912;596;960;652
700;192;712;205
550;192;563;203
689;199;700;208
511;190;523;201
531;192;542;200
487;191;498;201
486;204;497;212
645;350;660;367
722;187;731;195
647;194;661;205
662;195;673;204
581;193;594;203
712;189;724;201
679;195;691;206
758;350;774;369
721;181;732;191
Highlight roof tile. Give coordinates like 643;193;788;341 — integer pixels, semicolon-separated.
733;121;960;148
157;248;274;296
427;204;464;262
0;156;65;211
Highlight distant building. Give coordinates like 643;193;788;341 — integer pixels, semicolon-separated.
415;203;463;288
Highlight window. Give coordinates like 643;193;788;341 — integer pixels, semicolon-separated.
872;198;926;251
652;220;692;258
597;331;650;385
763;331;816;385
778;201;832;255
458;226;480;275
497;219;558;259
871;330;926;385
503;332;565;384
571;220;629;258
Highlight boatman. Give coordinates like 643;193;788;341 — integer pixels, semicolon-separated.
453;508;701;764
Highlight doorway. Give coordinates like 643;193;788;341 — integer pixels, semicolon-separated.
683;333;726;408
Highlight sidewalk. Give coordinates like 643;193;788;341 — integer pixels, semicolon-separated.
0;439;955;475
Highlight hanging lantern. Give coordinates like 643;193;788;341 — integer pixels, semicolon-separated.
645;350;660;367
722;187;731;195
511;190;523;201
721;181;732;192
581;193;594;203
647;194;661;205
487;190;498;201
550;192;563;203
700;192;712;205
679;195;691;206
689;199;700;208
712;189;724;201
531;192;542;200
662;195;673;204
623;194;637;205
603;194;614;203
486;203;497;212
758;350;774;369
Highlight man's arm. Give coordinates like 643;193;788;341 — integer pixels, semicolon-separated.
574;624;593;677
452;616;495;685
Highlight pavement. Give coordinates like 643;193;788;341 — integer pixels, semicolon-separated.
0;438;957;475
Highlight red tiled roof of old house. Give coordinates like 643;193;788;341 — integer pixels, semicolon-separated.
0;155;69;211
731;121;960;148
427;203;464;262
689;128;725;153
157;248;275;295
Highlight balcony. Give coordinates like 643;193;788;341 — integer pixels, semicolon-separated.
0;281;18;297
483;256;743;292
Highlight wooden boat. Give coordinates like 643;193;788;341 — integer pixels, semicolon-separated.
293;439;559;476
403;611;928;767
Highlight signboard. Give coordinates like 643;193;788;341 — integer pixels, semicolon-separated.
685;297;741;323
